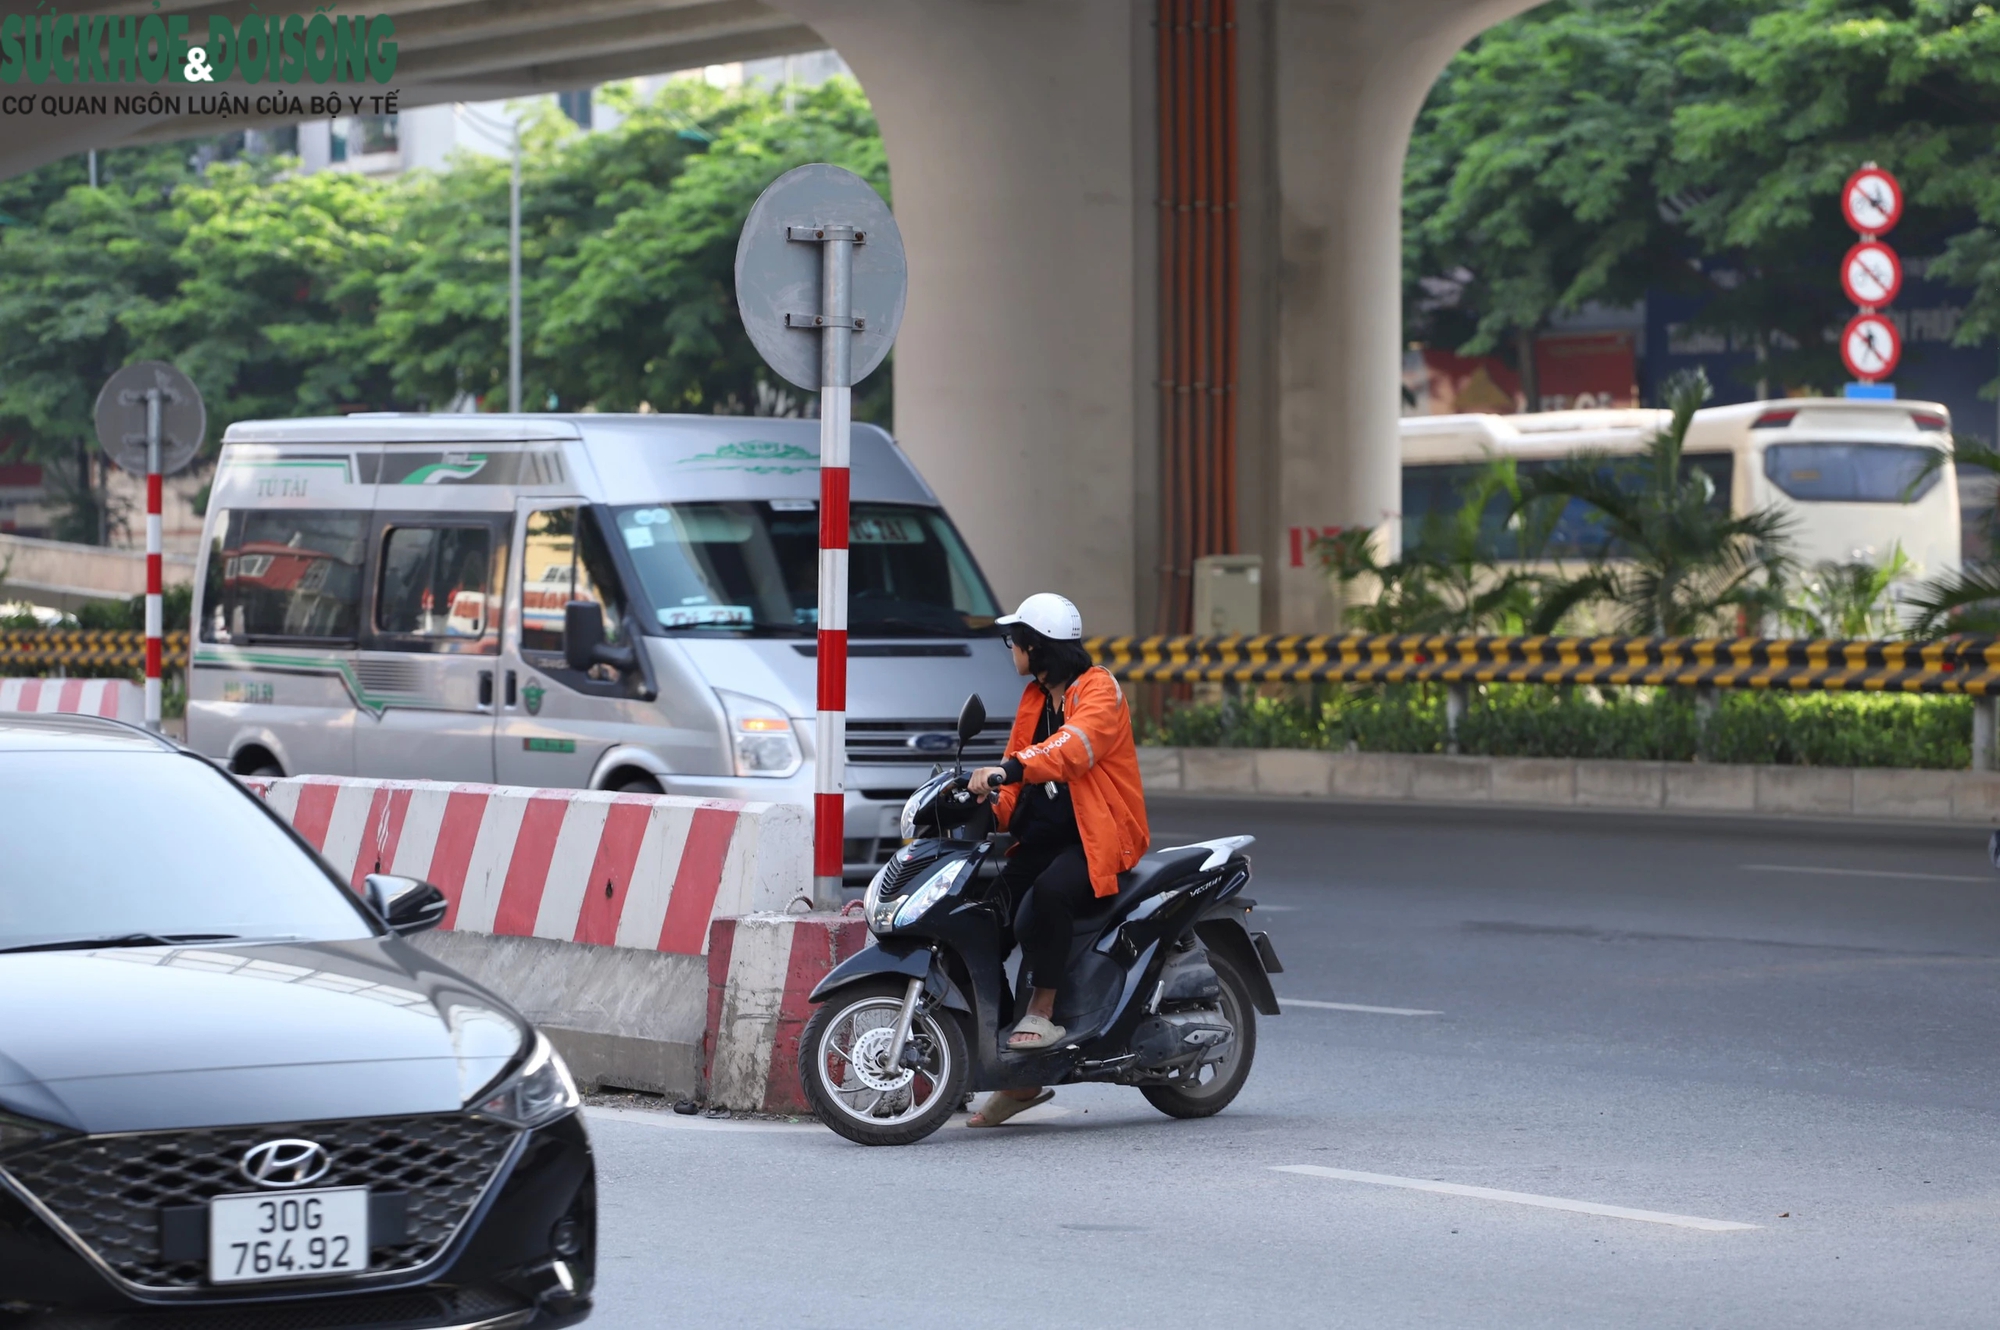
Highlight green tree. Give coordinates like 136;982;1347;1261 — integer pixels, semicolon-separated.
1668;0;2000;391
540;77;890;417
1317;457;1553;633
1405;0;1763;403
1520;370;1795;634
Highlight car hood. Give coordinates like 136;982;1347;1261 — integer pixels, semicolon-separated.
0;938;528;1133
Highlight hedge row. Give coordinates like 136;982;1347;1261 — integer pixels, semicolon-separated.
1138;685;1973;770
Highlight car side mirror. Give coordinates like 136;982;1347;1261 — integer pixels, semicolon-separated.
564;600;636;674
957;693;986;744
364;874;449;936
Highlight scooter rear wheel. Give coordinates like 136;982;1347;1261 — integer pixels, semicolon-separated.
800;980;969;1146
1140;948;1258;1119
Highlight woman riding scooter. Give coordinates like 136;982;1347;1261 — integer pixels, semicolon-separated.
963;592;1149;1127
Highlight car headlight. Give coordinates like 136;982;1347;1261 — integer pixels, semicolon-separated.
0;1110;66;1157
892;858;971;930
472;1031;579;1128
717;689;803;778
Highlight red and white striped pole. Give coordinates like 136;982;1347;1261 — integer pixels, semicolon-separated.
812;225;857;908
143;388;163;732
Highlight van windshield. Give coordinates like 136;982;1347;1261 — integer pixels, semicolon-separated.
610;501;1000;636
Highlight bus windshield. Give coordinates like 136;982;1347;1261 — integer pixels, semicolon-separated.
610;501;1000;637
1763;442;1942;504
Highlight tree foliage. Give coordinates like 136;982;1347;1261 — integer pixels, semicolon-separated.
0;77;887;539
1411;0;2000;395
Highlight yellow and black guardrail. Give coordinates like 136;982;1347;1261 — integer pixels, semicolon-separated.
4;630;1998;695
1085;634;2000;695
0;631;191;674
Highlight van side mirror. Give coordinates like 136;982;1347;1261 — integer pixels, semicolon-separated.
1989;829;2000;871
564;600;636;674
957;693;986;744
364;874;448;936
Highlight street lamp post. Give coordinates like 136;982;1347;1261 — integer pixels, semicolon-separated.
457;103;523;412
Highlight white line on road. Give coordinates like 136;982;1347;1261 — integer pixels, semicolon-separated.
1742;863;1989;884
1282;999;1443;1016
1272;1165;1759;1231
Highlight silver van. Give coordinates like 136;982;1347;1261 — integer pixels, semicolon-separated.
186;414;1021;875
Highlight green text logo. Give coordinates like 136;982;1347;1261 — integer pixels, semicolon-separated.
0;11;398;86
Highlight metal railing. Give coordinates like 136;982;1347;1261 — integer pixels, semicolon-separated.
1085;633;2000;692
0;631;190;674
1086;633;2000;770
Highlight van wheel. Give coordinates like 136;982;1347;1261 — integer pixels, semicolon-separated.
616;775;663;794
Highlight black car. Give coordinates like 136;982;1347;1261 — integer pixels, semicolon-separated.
0;715;594;1329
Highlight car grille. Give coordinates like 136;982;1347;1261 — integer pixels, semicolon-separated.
845;719;1008;767
1;1114;519;1293
21;1284;531;1330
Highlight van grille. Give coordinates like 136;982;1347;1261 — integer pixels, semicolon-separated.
846;719;1008;767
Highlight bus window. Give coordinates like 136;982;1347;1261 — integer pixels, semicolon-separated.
1401;454;1733;560
1763;443;1942;504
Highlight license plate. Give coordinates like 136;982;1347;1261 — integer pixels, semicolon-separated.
208;1187;368;1285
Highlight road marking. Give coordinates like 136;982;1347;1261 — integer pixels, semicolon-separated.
1283;999;1442;1016
584;1106;818;1133
1272;1165;1759;1231
1742;863;1989;884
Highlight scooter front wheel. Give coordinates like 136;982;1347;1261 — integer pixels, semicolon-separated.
800;980;969;1146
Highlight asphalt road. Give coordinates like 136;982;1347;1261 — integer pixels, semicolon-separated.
585;798;2000;1328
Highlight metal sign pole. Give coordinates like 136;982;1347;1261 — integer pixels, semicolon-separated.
143;388;163;733
732;165;906;909
809;225;856;909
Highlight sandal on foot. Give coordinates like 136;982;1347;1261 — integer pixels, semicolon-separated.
1006;1014;1067;1050
966;1089;1053;1127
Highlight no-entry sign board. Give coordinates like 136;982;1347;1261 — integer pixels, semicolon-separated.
1841;312;1901;381
1842;166;1903;237
1841;240;1902;309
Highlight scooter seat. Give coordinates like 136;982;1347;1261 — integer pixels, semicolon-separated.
1062;845;1214;938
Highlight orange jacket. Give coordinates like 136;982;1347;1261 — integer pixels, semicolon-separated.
993;666;1149;897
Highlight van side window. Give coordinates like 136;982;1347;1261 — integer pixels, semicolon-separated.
200;509;367;644
375;525;502;653
520;507;624;663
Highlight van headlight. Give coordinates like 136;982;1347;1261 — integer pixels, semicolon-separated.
472;1031;580;1128
893;858;970;929
717;690;803;778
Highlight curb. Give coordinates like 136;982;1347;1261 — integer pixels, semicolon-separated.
705;913;869;1113
1140;746;2000;824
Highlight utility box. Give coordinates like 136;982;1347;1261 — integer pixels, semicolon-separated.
1191;554;1262;636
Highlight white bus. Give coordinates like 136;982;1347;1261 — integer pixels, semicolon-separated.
1398;398;1961;581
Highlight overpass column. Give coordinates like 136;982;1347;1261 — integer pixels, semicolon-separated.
1236;0;1537;631
776;0;1154;636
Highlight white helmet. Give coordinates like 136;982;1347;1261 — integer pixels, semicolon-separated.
996;592;1083;641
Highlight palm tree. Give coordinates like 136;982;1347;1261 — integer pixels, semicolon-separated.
1318;457;1546;634
1904;440;2000;636
1518;369;1793;636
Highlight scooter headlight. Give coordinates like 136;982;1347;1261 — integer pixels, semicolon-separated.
892;858;970;930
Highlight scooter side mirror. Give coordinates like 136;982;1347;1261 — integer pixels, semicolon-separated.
957;694;986;744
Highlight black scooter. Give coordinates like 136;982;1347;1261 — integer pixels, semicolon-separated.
799;694;1283;1146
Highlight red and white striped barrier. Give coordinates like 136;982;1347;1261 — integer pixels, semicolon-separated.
0;677;142;724
252;776;809;955
705;912;869;1112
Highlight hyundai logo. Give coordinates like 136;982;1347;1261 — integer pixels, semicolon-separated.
241;1139;333;1189
908;733;955;754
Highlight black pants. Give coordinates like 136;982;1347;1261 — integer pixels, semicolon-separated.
998;843;1098;992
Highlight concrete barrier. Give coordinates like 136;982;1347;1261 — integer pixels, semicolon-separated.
0;677;141;723
1141;745;2000;824
246;775;814;1097
704;913;869;1113
255;775;808;949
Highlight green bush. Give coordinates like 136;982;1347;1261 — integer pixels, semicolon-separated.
1137;684;1973;770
